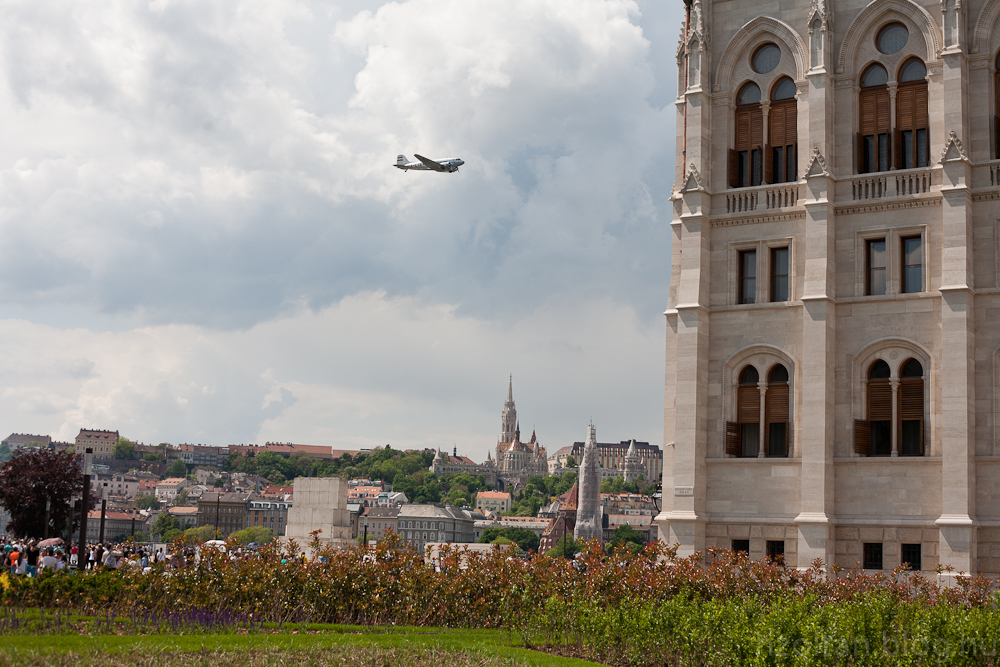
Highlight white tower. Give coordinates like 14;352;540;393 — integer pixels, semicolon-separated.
623;439;643;483
500;375;518;443
574;423;603;542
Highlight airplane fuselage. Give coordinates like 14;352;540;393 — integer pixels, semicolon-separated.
394;154;465;173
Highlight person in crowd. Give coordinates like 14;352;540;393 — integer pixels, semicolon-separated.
8;544;19;574
39;547;58;571
93;544;104;570
14;551;26;576
104;549;117;570
26;542;39;577
70;543;78;567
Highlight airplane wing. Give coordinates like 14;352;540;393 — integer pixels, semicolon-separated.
413;154;447;172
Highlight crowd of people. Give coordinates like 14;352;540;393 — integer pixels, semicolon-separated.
2;537;167;576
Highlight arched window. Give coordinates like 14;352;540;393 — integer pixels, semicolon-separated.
896;59;928;169
858;360;892;456
768;78;797;184
899;359;924;456
854;356;926;457
766;365;790;456
730;83;763;188
858;64;890;173
726;366;761;457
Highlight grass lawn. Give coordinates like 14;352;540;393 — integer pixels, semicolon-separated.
0;624;605;667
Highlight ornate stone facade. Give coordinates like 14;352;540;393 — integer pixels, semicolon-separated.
428;377;547;490
659;0;1000;575
493;377;548;489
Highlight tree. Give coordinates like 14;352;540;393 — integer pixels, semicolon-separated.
173;489;189;506
479;527;539;553
565;455;577;468
600;477;638;495
610;524;646;552
165;459;187;478
151;513;180;539
113;437;136;460
0;448;93;538
230;526;275;545
184;525;217;542
0;443;11;463
213;478;224;487
161;528;182;542
134;493;160;510
546;536;580;558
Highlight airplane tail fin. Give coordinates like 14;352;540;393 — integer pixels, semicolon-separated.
396;155;409;165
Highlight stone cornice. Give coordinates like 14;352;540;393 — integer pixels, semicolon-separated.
834;197;941;216
709;211;806;227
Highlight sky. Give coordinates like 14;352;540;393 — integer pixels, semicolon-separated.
0;0;684;461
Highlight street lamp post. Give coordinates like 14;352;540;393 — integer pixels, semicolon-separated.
215;492;221;538
78;448;93;568
43;498;51;539
562;515;570;560
99;482;108;544
131;509;136;539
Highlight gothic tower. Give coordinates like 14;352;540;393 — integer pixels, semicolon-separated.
500;375;518;443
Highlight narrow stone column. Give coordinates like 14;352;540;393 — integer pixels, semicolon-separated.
796;144;836;569
657;175;711;558
890;378;900;457
937;131;977;575
758;382;768;458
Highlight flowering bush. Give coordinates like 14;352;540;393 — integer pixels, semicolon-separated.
4;536;1000;665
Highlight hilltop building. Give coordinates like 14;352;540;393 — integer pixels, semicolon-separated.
428;377;548;490
658;0;1000;574
76;429;119;461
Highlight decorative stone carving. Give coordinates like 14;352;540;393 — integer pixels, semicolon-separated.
682;163;705;192
938;130;969;163
804;146;830;177
808;0;831;70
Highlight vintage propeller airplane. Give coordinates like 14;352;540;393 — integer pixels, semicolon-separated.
394;154;464;173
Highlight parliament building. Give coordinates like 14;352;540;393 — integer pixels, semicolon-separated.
657;0;1000;575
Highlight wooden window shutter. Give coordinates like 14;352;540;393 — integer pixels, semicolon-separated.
766;384;790;423
735;109;750;151
785;102;797;146
854;419;871;456
738;386;760;423
750;108;763;149
868;381;892;421
900;379;923;420
915;84;928;130
860;91;876;136
897;87;914;131
770;105;786;147
726;422;741;456
729;149;739;188
876;89;890;133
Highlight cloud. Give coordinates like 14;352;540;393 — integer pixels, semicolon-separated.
0;293;663;458
0;0;682;453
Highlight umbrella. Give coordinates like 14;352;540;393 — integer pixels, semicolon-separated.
37;538;63;548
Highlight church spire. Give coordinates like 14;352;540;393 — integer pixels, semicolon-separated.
501;375;518;443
